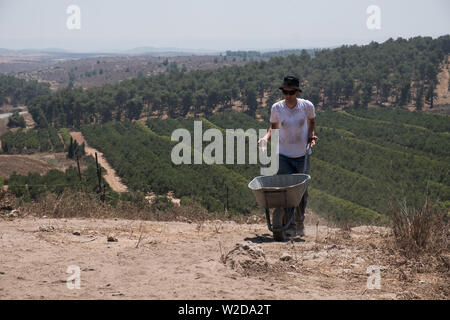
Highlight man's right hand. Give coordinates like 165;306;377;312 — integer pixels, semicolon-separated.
258;137;269;146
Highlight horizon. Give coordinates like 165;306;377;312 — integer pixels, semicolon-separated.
1;34;448;55
1;0;449;53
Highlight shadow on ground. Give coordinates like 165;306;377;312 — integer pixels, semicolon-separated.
244;233;306;243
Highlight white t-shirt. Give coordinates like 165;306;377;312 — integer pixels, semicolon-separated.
269;98;315;158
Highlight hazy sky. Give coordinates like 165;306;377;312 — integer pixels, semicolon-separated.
0;0;449;52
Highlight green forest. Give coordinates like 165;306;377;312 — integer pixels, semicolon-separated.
1;127;64;153
25;35;450;128
0;75;51;106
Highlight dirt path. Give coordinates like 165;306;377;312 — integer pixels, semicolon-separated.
0;217;446;300
70;132;128;193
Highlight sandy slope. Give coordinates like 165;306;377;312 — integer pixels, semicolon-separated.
0;216;447;300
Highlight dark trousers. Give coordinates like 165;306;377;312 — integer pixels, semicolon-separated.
277;154;310;224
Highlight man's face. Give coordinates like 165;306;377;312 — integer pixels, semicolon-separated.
281;88;299;102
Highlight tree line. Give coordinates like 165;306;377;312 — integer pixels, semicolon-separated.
0;75;51;107
1;127;64;153
26;35;450;129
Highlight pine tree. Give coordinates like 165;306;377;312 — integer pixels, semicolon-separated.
68;137;74;159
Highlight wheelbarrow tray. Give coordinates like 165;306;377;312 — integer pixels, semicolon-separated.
248;173;310;209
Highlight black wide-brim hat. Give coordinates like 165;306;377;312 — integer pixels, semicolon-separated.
279;75;302;92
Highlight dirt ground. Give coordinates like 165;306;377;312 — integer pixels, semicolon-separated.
0;216;447;300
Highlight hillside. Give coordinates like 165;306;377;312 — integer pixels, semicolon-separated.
0;36;449;224
1;108;448;225
1;53;250;91
75;108;449;224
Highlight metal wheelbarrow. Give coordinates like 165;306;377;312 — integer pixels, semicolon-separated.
248;143;311;241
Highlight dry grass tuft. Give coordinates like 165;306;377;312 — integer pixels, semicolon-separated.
391;199;449;258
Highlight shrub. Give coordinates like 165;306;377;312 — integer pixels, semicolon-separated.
391;199;449;258
152;195;174;212
7;112;26;128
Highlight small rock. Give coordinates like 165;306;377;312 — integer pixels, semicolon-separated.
72;230;81;236
280;252;293;261
246;215;259;224
107;234;118;242
112;292;124;296
39;225;55;232
355;257;365;264
8;209;20;218
223;242;267;274
178;217;192;224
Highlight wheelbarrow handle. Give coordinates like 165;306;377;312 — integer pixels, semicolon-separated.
304;141;311;174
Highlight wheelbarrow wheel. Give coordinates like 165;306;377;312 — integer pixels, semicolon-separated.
272;208;288;242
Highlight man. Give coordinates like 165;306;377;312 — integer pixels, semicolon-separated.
259;75;318;237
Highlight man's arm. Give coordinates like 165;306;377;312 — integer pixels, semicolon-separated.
308;118;319;147
260;122;278;144
308;118;315;139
